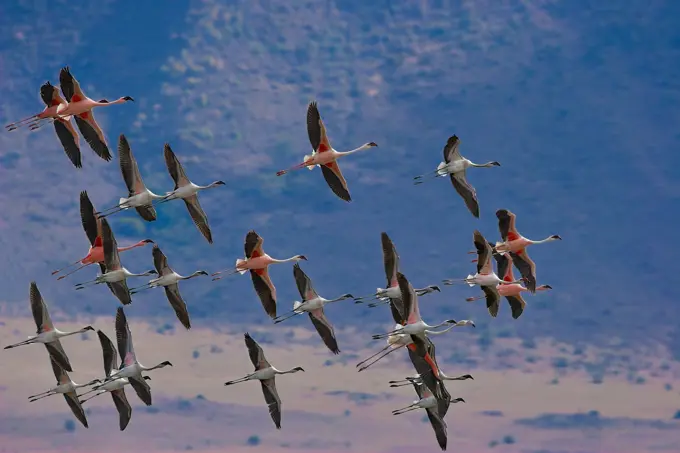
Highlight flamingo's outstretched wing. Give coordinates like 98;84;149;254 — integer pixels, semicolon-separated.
321;161;351;202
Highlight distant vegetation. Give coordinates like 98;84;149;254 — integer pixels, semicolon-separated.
515;411;680;430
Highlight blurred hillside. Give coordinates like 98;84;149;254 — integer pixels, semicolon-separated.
0;0;678;358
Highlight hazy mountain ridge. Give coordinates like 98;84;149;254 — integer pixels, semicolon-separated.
0;0;678;358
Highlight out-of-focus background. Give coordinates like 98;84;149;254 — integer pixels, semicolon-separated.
0;1;679;452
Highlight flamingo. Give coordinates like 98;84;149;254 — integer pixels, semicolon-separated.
128;245;209;330
493;209;561;293
52;191;153;281
5;81;68;132
95;135;165;221
103;307;173;405
466;252;552;319
27;357;99;428
5;81;83;168
273;263;354;354
390;373;474;388
392;380;463;451
403;337;468;420
56;66;134;160
361;286;441;309
413;135;500;218
74;218;158;305
78;330;151;431
224;333;305;429
391;337;474;390
155;144;225;244
3;282;94;372
275;101;378;202
402;323;474;403
443;230;524;317
354;232;441;309
212;230;307;319
356;308;473;373
371;272;461;340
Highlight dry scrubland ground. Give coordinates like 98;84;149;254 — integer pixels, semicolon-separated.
1;314;679;453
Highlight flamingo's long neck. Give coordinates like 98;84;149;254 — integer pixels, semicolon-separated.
198;181;223;190
60;328;89;338
337;144;371;157
531;236;559;245
426;324;457;335
469;160;497;168
270;256;301;264
143;362;166;371
94;98;127;107
429;320;452;330
329;294;352;303
118;241;147;252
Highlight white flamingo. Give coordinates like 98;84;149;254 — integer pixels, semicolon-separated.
95;135;166;221
155;144;225;244
413;135;500;218
372;272;467;340
78;330;151;431
3;282;94;372
392;380;464;451
128;245;209;330
224;333;305;429
354;232;441;307
273;263;354;354
28;357;100;428
102;307;172;406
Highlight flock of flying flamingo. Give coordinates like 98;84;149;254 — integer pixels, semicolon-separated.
3;66;562;450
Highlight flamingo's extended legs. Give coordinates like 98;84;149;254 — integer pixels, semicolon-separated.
356;344;404;372
273;309;303;324
413;170;446;185
5;113;48;131
392;404;420;415
211;268;242;281
28;118;54;131
3;338;35;349
441;278;471;286
29;392;57;402
129;283;156;295
79;391;107;404
276;160;314;176
224;374;253;386
56;262;93;280
367;299;390;308
74;278;101;290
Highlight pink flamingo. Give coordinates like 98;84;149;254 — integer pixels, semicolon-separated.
56;66;134;161
446;230;525;317
5;81;83;168
211;230;307;319
494;209;561;293
468;252;552;319
275;101;378;202
52;191;153;280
